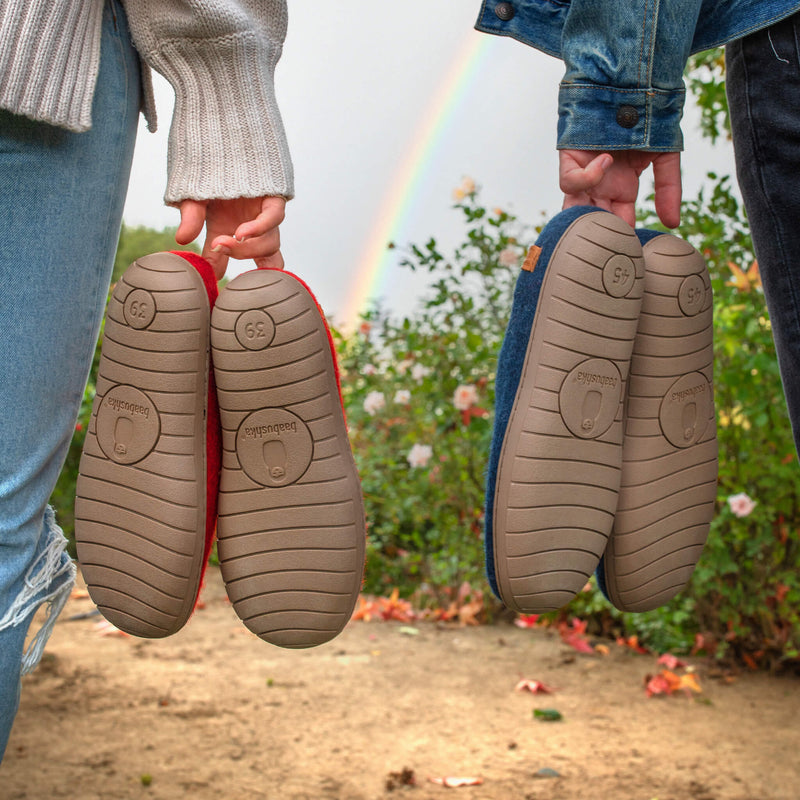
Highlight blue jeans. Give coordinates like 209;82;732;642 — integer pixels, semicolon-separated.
727;12;800;454
0;0;140;761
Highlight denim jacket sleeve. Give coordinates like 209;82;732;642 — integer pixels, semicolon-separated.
476;0;704;152
558;0;702;151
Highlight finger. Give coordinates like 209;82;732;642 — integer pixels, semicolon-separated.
653;152;682;229
175;199;208;245
210;227;281;262
609;199;637;228
201;240;230;281
559;152;613;194
234;196;286;242
254;251;285;270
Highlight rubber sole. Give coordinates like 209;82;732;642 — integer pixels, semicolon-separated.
211;269;365;649
601;235;717;612
492;212;645;613
75;253;211;638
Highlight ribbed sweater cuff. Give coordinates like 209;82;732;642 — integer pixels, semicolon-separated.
158;30;294;204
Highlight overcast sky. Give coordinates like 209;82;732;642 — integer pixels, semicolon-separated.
122;1;737;328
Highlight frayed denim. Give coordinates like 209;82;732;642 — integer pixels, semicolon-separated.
0;0;140;761
727;11;800;455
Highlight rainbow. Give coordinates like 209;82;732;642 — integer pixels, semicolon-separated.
338;32;493;328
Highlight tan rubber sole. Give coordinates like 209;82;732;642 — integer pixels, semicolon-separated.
492;212;645;613
211;269;365;649
601;235;717;612
75;253;211;638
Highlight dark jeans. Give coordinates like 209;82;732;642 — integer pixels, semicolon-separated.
727;12;800;455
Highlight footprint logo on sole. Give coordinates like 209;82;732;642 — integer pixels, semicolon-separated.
263;439;287;481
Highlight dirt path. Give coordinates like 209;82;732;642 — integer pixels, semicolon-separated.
3;566;799;800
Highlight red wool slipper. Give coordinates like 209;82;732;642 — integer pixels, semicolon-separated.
210;268;366;649
75;251;221;638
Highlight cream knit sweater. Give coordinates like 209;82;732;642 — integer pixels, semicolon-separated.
0;0;294;202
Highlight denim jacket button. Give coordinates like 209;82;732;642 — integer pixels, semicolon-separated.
616;105;639;128
494;2;515;21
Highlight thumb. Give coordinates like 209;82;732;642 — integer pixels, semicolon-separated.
175;199;208;245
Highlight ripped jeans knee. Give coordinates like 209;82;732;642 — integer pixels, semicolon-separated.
0;507;76;675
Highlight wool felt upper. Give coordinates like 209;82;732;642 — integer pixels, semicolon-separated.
484;205;605;599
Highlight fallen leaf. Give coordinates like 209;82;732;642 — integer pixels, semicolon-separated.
514;614;540;628
616;635;650;654
457;598;483;626
427;776;483;787
70;588;90;600
533;767;561;779
351;595;376;622
679;672;702;694
515;679;555;695
351;590;416;623
645;669;702;697
533;708;563;722
657;653;687;670
742;652;760;671
558;618;594;654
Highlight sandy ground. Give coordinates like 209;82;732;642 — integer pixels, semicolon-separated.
3;566;799;800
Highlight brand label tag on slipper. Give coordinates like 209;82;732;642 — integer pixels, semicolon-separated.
522;245;542;272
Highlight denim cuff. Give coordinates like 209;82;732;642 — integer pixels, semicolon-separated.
557;83;685;152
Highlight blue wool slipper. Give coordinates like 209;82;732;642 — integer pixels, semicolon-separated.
485;207;645;613
596;231;718;612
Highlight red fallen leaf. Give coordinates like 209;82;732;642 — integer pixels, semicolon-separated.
379;588;416;622
558;618;594;654
645;672;674;697
563;634;594;654
742;652;760;671
657;653;687;670
351;595;377;622
616;635;650;654
427;776;484;788
645;669;702;697
351;590;416;623
515;679;555;694
514;614;541;629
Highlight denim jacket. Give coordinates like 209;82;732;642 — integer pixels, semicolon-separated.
476;0;800;151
